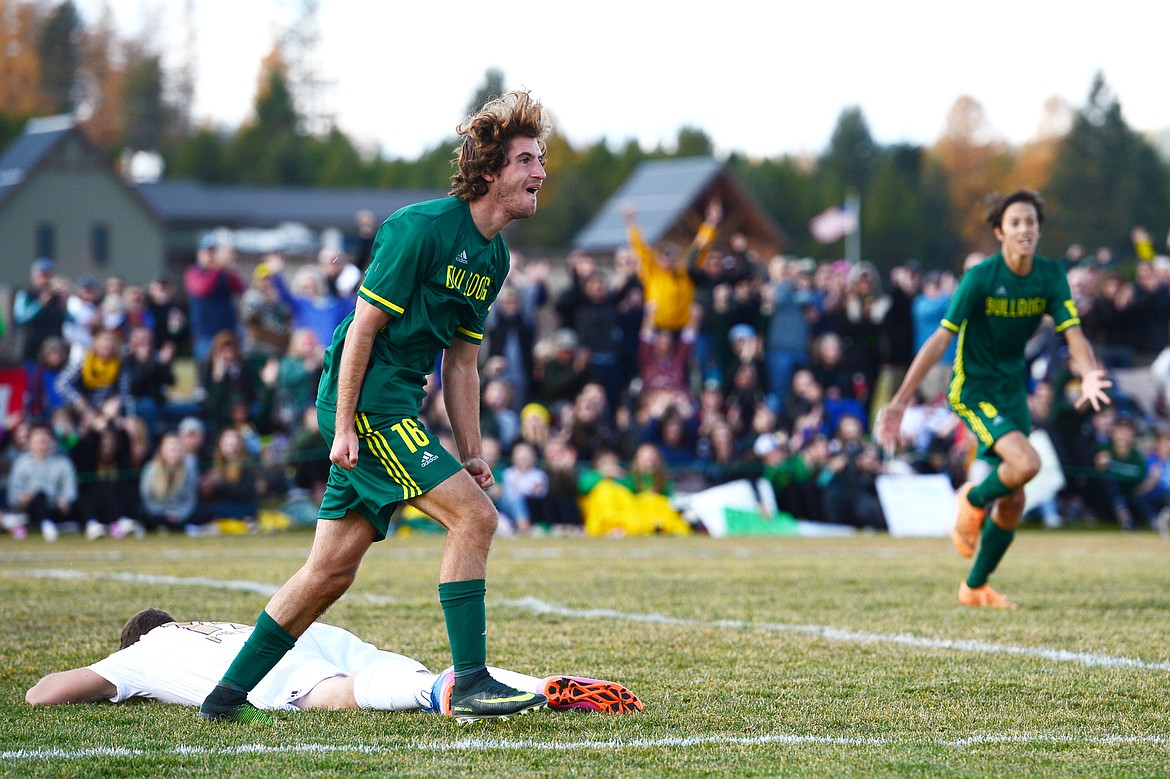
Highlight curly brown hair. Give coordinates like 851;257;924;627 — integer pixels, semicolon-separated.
449;90;551;201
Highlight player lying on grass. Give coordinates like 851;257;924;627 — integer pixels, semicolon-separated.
26;609;642;723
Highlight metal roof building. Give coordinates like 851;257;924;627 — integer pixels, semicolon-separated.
136;180;445;264
572;156;787;259
137;180;443;233
0;114;447;284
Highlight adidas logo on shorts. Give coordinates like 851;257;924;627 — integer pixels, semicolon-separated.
420;451;438;467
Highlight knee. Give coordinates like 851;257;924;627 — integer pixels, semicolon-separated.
1005;450;1042;484
323;568;359;600
304;558;360;598
428;486;500;545
471;503;500;540
1021;454;1042;483
450;500;499;548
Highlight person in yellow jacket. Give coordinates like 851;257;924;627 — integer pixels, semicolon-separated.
578;445;692;537
621;198;722;332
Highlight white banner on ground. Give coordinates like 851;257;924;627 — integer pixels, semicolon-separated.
878;428;1066;537
875;473;956;537
1023;429;1065;514
684;480;761;538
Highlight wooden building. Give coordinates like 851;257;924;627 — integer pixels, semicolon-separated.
0;115;166;288
572;156;788;260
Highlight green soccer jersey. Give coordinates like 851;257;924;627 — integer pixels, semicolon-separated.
317;196;510;416
942;253;1079;395
1099;444;1146;494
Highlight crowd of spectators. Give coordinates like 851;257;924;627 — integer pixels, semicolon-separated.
1;237;342;540
3;211;1170;541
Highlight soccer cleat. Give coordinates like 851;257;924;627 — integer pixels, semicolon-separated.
541;675;644;714
199;683;271;723
204;700;271;722
951;482;985;558
203;700;271;723
445;675;547;724
959;581;1018;609
429;668;455;714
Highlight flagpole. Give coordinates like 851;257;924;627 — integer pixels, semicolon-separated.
845;190;860;264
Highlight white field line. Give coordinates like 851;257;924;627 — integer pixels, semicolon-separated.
10;569;1170;672
8;568;395;605
503;596;1170;672
4;732;1170;761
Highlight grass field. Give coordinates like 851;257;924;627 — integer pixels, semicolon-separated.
1;527;1168;778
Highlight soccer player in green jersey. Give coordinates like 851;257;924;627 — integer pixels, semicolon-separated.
200;90;552;724
876;190;1112;608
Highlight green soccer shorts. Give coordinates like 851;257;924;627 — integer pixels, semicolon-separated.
948;385;1030;465
316;407;462;540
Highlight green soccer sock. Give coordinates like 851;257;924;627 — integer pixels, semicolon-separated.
221;610;298;692
968;467;1012;509
439;579;487;676
966;519;1015;588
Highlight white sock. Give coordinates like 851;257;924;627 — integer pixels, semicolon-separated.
352;664;434;711
486;666;543;694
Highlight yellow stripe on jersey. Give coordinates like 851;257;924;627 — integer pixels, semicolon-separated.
356;414;422;499
455;326;484;341
1053;316;1080;333
946;323;966;410
359;285;405;315
946;321;994;446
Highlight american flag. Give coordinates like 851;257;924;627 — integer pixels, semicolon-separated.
808;206;858;244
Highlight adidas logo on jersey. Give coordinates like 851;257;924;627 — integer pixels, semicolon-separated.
420;451;439;467
996;286;1007;295
454;250;468;265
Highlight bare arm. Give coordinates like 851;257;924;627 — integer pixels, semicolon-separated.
330;298;391;470
442;337;492;490
27;668;116;705
1063;326;1112;412
874;326;955;452
621;203;652;277
686;199;722;270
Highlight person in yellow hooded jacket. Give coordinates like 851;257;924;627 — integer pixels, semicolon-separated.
622;198;722;332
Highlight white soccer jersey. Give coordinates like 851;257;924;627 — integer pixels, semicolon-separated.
88;621;429;710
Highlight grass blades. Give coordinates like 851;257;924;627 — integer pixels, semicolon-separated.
1;529;1168;777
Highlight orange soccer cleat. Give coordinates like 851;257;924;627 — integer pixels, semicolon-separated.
541;676;644;714
959;582;1018;609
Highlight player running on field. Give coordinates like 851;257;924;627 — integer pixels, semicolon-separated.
876;189;1111;608
29;609;642;722
200;90;553;724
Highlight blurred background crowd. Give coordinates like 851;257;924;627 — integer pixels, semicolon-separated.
4;207;1170;542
